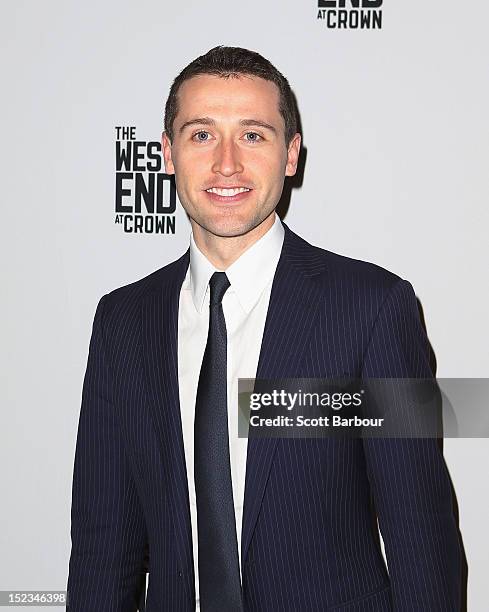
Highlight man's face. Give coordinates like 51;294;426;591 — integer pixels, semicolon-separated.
162;74;301;239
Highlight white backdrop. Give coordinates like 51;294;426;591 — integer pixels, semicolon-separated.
2;0;488;609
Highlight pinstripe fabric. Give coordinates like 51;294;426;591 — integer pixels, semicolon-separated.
67;223;461;611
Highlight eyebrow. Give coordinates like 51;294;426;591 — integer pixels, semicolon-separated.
178;116;278;135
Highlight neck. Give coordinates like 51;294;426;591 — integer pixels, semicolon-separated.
191;213;276;270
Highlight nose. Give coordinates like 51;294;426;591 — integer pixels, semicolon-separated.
211;138;244;177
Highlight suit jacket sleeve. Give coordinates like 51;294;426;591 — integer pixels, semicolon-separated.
67;295;148;611
361;279;461;611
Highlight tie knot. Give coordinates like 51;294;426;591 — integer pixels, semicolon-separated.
209;271;230;306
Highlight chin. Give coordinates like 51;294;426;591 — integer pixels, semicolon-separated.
189;203;275;239
206;221;253;238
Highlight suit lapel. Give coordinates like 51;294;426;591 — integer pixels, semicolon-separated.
141;250;193;576
241;223;326;567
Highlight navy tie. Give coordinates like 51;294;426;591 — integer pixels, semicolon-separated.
194;272;243;611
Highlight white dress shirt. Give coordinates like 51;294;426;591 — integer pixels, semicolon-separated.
177;213;284;609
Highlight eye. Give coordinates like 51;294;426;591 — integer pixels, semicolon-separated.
192;130;211;142
244;132;262;143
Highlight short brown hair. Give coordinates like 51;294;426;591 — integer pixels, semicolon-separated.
164;46;298;146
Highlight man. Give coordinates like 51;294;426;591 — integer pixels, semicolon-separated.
67;46;461;611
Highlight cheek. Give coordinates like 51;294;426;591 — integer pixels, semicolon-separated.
172;146;204;171
250;156;286;191
255;145;287;169
174;155;207;189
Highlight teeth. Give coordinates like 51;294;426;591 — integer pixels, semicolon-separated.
206;187;250;196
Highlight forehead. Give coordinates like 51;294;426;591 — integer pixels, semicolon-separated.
175;74;282;126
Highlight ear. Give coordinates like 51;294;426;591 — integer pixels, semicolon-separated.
285;133;301;177
161;131;175;175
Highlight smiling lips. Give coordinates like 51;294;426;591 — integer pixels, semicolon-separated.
204;186;253;203
206;187;251;196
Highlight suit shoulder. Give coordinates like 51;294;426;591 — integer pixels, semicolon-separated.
322;248;403;291
97;251;188;324
291;229;403;291
285;225;404;293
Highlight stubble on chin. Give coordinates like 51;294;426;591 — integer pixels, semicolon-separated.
192;209;273;240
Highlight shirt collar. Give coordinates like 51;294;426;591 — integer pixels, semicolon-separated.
189;213;284;314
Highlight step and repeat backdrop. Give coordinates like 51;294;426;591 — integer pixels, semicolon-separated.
2;0;488;609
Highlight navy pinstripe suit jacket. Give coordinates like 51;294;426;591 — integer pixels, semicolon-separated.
67;223;461;611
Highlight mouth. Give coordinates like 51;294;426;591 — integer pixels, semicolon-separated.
204;186;253;203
